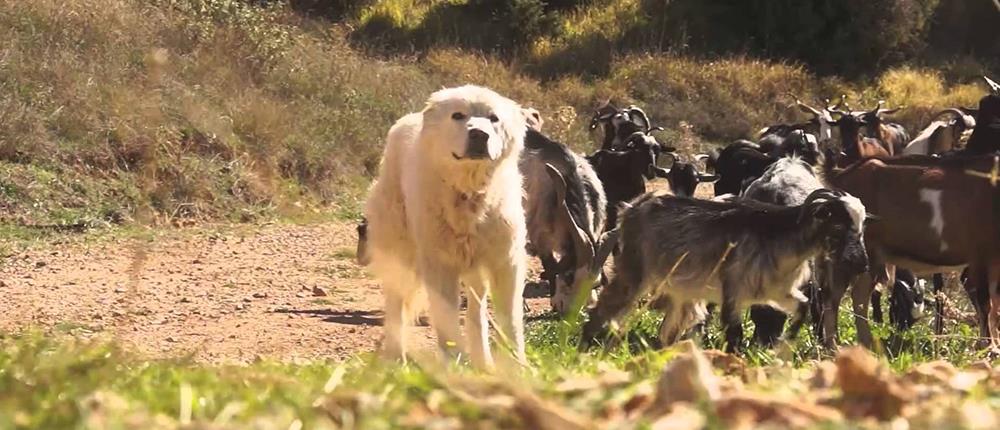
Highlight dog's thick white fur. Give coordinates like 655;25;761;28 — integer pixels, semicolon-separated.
364;85;529;369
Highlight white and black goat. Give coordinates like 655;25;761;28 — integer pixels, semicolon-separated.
582;189;871;353
902;109;976;156
521;129;617;315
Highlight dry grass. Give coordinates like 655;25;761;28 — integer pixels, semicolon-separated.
0;0;993;229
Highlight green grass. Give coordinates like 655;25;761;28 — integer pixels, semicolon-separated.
3;296;995;429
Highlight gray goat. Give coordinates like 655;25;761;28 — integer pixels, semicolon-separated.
582;189;870;353
741;154;825;346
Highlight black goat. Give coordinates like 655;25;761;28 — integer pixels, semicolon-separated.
702;140;776;196
587;133;668;229
589;102;662;151
964;76;1000;155
659;153;718;198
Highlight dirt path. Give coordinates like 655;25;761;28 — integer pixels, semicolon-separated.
0;222;552;363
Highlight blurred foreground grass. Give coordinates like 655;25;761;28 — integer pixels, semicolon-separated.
2;307;997;429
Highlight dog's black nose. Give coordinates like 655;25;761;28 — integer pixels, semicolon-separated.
466;129;490;159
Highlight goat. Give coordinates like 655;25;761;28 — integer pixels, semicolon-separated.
521;129;611;315
822;153;1000;349
589;102;663;151
659;153;718;198
702;140;776;196
887;268;925;331
964;76;1000;155
587;133;668;229
581;189;870;353
903;109;977;156
757;99;836;153
741;155;826;346
828;109;893;165
860;101;910;154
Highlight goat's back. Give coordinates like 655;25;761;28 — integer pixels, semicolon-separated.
829;155;1000;267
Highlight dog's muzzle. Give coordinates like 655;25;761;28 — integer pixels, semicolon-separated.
463;129;491;160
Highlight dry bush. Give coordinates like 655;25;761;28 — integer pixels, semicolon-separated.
0;0;993;228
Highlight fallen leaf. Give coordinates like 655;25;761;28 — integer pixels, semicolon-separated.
651;341;721;413
715;392;843;429
835;347;914;420
649;403;705;430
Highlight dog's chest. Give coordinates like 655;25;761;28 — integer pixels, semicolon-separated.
436;191;501;267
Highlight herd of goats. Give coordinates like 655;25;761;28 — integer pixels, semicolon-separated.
359;76;1000;355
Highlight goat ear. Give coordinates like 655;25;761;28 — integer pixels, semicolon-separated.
864;213;881;226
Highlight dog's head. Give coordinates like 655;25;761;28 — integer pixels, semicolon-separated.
421;85;527;165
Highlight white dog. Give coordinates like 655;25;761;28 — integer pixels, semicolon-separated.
364;85;529;369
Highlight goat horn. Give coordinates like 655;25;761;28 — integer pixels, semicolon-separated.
627;106;652;132
592;228;620;275
985;76;1000;95
796;99;822;117
934;108;976;130
932;108;965;120
544;163;596;278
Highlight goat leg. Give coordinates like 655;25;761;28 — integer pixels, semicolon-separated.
784;281;815;342
852;272;878;349
871;289;884;324
965;264;992;348
721;280;744;353
539;253;559;296
932;273;945;335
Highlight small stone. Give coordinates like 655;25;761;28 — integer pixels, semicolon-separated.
242;297;252;302
312;286;328;297
114;288;127;293
34;261;46;268
235;303;246;310
165;336;177;343
179;297;191;303
253;292;267;299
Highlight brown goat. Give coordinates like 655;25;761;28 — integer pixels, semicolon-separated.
829;109;893;166
823;153;1000;350
860;101;909;154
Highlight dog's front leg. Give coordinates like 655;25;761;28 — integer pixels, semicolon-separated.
490;256;527;366
463;269;494;370
421;263;464;362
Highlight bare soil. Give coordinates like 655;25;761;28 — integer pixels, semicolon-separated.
0;222;554;363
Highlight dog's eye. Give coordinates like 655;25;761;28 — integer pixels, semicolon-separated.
452;112;466;121
489;114;499;123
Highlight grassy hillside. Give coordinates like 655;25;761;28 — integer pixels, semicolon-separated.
0;0;993;229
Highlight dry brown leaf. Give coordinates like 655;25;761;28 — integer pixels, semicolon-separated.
513;390;595;430
810;361;838;390
651;341;722;414
649;403;705;430
834;347;914;420
714;392;843;429
554;369;632;393
905;360;957;385
702;349;747;375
